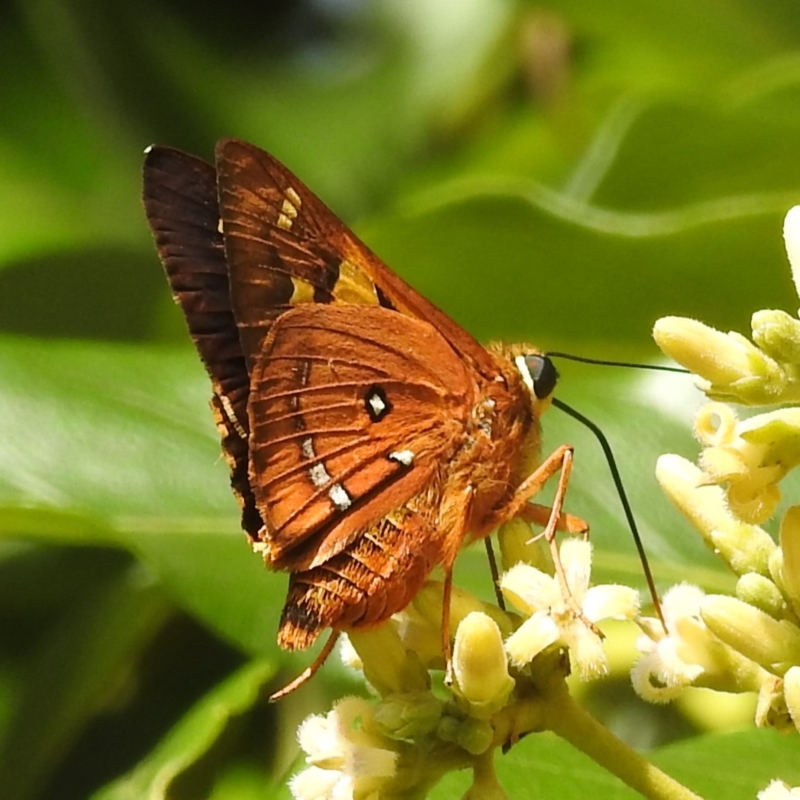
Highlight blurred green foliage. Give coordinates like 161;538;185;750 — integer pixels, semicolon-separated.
3;0;800;798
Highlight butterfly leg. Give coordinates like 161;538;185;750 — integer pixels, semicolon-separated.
521;503;588;536
439;486;476;686
484;445;585;538
486;445;599;635
442;567;455;685
268;631;341;702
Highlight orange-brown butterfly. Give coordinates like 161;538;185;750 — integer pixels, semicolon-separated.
143;139;587;697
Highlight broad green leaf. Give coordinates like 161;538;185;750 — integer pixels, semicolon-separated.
0;559;173;800
650;728;800;800
425;726;800;799
365;166;796;352
90;658;278;800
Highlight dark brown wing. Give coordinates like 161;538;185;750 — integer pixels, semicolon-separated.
248;304;473;570
214;138;499;378
142;146;261;537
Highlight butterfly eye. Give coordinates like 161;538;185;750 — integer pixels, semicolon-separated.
524;354;559;400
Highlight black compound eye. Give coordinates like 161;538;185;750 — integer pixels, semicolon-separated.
524;355;559;400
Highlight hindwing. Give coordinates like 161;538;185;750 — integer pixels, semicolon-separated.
249;304;473;570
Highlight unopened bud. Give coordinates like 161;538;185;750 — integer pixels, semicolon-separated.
452;612;514;717
735;573;786;620
656;454;775;574
702;594;800;674
752;309;800;365
780;507;800;618
653;317;785;403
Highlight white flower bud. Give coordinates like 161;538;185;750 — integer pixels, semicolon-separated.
701;595;800;674
452;612;514;717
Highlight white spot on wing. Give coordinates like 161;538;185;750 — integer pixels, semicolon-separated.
309;462;332;488
220;394;247;439
389;449;415;466
367;392;387;417
328;483;352;510
301;437;333;487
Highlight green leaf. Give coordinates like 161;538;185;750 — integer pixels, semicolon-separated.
0;559;173;800
90;657;278;800
425;726;800;799
651;728;800;799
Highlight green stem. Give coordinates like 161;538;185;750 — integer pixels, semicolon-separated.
541;687;702;800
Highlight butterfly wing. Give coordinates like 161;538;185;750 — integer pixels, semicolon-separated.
249;303;473;570
145;140;494;579
214;138;499;378
142;146;262;537
212;140;501;568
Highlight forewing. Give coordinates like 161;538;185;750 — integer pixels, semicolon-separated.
142;146;261;536
248;304;473;570
214;139;498;377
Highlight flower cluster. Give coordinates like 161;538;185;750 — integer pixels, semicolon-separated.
639;206;800;793
289;525;640;800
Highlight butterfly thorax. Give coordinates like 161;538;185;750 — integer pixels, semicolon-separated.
445;347;539;541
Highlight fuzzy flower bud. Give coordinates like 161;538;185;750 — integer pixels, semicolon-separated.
735;573;787;620
347;625;430;696
752;309;800;365
779;507;800;619
452;612;515;718
655;454;775;574
652;316;786;404
701;595;800;675
372;692;443;739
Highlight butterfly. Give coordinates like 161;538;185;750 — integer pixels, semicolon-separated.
142;139;587;696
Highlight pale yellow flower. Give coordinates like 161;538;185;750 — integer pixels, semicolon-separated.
289;697;397;800
502;539;639;680
633;584;772;705
632;584;707;703
693;403;800;524
758;779;800;800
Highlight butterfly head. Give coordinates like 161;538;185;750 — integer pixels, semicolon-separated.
513;352;559;416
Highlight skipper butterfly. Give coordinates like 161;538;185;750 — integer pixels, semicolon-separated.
143;140;587;695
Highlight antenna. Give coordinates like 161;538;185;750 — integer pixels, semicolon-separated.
546;352;688;630
547;352;689;374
